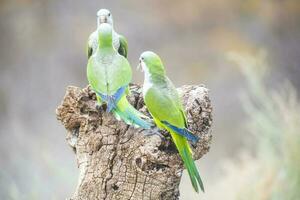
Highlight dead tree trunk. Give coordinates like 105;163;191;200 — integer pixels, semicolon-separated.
56;84;212;200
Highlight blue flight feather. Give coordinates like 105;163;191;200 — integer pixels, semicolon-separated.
95;86;127;112
161;121;199;143
113;86;126;102
106;96;116;112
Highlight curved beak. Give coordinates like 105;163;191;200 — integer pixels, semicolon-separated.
99;15;108;23
137;60;143;72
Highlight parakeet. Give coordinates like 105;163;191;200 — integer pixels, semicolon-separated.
87;9;128;58
87;23;151;129
139;51;204;193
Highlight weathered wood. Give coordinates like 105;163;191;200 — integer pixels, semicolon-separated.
56;84;212;200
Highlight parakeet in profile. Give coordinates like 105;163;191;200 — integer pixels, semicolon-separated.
87;23;151;129
87;9;128;58
139;51;204;193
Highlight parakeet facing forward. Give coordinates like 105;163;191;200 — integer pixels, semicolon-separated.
139;51;204;193
87;9;128;58
87;23;151;129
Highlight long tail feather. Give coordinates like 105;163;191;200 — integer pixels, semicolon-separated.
113;95;152;129
168;129;205;193
182;148;205;192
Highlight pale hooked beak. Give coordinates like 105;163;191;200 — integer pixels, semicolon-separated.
99;15;108;23
137;60;144;72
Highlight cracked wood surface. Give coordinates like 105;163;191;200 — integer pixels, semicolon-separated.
56;84;213;200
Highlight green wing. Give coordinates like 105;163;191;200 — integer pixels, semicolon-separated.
118;34;128;58
87;53;132;95
107;54;132;93
144;79;204;193
144;84;185;128
87;56;106;94
165;77;188;125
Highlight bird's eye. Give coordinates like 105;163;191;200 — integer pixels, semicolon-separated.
108;13;111;16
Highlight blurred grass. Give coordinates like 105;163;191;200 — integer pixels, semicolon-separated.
224;51;300;200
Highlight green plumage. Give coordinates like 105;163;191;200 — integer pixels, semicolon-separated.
87;24;151;129
140;51;204;193
87;45;130;95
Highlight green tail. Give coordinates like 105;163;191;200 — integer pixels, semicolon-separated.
169;130;204;193
112;95;152;129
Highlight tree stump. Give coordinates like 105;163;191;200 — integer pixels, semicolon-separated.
56;84;212;200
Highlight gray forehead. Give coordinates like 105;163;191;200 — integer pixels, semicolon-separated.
97;9;111;16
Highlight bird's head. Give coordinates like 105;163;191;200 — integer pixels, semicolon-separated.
97;23;113;47
97;9;113;26
138;51;166;76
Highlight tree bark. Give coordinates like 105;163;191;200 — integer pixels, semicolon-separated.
56;84;213;200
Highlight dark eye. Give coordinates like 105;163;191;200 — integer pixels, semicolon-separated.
141;57;144;60
108;13;111;16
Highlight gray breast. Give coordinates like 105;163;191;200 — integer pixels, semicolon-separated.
99;54;115;65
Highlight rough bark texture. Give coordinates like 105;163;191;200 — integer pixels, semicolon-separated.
56;84;213;200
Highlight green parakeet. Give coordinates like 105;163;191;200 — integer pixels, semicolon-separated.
87;9;128;58
87;23;151;129
139;51;204;193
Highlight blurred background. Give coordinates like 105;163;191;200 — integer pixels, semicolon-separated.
0;0;299;199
